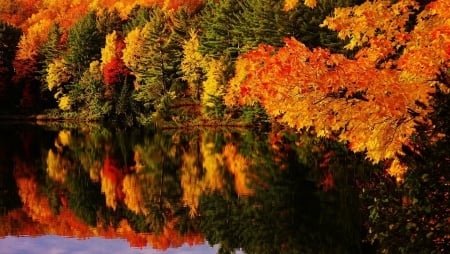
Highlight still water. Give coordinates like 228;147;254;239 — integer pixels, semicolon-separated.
0;123;448;253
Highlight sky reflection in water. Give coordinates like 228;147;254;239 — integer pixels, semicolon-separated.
0;236;219;254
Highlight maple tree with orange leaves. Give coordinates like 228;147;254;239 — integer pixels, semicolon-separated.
226;0;450;179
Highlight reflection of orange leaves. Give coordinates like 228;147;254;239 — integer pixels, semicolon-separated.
101;156;124;210
102;156;123;184
318;170;334;192
46;149;70;183
223;144;254;196
319;151;335;168
122;174;149;215
180;150;203;216
132;150;145;172
146;219;204;250
117;219;148;248
15;177;53;221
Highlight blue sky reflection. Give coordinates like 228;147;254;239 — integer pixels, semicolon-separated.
0;236;219;254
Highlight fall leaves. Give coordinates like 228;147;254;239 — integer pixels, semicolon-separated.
229;0;450;179
1;0;449;179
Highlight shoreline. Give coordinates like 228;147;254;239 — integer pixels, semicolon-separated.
0;114;258;129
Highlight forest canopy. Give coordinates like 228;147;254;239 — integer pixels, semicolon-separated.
0;0;449;178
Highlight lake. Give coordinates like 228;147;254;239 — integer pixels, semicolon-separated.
0;123;448;253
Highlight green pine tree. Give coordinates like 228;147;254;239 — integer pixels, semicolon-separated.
66;11;104;73
0;21;22;112
199;0;241;58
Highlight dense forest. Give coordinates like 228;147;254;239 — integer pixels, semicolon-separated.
1;0;449;179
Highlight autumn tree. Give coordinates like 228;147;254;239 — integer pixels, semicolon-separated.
13;19;54;111
180;30;206;100
201;57;228;118
101;31;133;123
45;57;72;110
0;0;40;27
285;0;365;53
227;0;450;178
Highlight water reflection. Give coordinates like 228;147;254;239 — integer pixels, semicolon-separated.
0;123;447;253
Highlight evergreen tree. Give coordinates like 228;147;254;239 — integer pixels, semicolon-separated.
232;0;290;50
39;23;64;69
123;5;153;32
287;0;365;53
96;8;123;37
37;23;65;109
69;61;111;119
123;7;185;122
0;21;22;112
199;0;241;58
66;11;104;73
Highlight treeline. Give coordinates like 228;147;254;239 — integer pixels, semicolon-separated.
0;0;361;125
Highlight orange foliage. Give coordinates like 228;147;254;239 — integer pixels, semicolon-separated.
0;0;41;27
222;144;254;196
146;219;204;250
228;0;450;179
101;156;125;210
318;169;334;192
2;156;206;249
102;36;130;86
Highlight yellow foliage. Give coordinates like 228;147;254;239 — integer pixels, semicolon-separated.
322;0;419;61
122;27;145;79
122;174;149;215
88;60;103;81
58;95;72;111
222;144;253;196
181;30;207;97
101;31;118;66
101;170;118;210
202;58;226;109
387;159;408;183
304;0;317;8
16;18;53;61
46;149;70;183
283;0;298;11
46;58;71;94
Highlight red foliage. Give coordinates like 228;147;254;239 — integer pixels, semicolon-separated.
103;57;130;86
102;156;125;201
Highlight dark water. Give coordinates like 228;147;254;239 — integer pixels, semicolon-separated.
0;123;448;254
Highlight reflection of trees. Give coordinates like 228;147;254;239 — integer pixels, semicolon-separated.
0;124;205;249
132;131;183;234
199;130;375;254
6;120;448;253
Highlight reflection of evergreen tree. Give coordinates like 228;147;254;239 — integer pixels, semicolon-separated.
0;21;22;112
0;156;21;215
66;168;104;226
